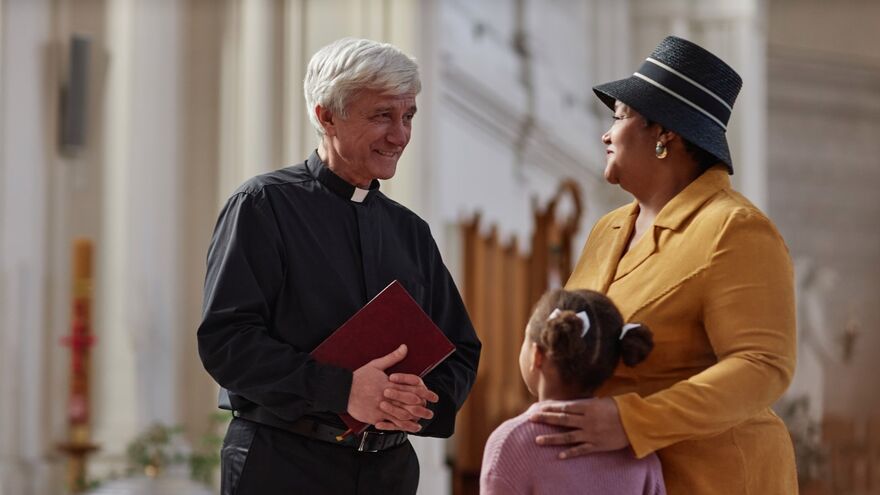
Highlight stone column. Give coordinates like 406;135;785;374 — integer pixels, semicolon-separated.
0;0;54;493
218;0;284;199
179;0;227;457
95;0;185;476
283;0;307;164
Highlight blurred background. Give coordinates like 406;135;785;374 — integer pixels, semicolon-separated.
0;0;878;493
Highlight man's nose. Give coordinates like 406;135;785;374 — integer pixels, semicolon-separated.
601;130;611;144
387;121;408;146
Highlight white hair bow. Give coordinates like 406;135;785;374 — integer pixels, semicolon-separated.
620;323;640;340
547;308;591;337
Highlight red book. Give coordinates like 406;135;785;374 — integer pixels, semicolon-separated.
310;280;456;434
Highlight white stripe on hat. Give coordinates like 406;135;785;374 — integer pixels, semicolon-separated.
632;72;728;130
645;58;732;112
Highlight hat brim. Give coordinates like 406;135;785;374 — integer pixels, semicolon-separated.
593;77;734;173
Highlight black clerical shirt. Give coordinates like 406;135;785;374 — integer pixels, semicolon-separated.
197;151;481;437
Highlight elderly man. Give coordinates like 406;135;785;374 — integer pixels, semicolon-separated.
197;38;481;495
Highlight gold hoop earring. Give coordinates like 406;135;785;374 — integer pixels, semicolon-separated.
655;141;668;159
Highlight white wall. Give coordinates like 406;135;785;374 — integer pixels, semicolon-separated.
0;0;55;493
431;0;632;256
767;0;880;418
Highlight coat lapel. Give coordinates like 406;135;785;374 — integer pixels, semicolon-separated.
595;202;638;293
609;166;732;320
567;167;730;300
613;222;658;282
651;166;730;233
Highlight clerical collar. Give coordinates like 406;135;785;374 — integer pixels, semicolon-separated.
306;150;380;203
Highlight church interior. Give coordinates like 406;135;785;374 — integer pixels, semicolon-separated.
1;0;878;494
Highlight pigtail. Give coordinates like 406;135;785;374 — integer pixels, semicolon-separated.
619;323;654;367
540;311;587;361
538;310;587;386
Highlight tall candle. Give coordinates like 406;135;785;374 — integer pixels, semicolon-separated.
66;238;95;441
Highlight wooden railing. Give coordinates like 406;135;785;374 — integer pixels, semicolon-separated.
804;415;880;495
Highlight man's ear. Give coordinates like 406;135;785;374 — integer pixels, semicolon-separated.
315;105;337;137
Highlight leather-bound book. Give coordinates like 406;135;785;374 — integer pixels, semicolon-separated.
310;280;456;434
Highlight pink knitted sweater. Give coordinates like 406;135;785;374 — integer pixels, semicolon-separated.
480;402;666;495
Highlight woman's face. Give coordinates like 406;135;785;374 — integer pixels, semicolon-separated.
601;102;659;188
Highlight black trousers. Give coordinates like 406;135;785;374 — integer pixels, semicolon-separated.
221;418;420;495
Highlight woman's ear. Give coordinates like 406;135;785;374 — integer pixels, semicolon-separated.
657;127;680;147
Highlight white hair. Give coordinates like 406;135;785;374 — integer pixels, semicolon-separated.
303;38;421;137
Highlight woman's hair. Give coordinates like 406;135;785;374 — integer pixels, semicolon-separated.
682;139;720;172
303;38;421;137
526;289;654;394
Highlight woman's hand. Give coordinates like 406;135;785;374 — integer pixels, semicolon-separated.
529;397;630;459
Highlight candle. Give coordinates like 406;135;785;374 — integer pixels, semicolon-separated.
64;238;95;439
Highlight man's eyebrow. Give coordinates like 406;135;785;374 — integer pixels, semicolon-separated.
366;105;418;114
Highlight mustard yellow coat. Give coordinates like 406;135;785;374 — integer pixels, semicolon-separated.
566;166;798;494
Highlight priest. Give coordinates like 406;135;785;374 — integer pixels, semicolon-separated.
197;37;481;495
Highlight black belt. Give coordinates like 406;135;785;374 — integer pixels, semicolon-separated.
234;409;408;453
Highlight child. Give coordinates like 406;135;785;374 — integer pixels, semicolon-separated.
480;288;665;495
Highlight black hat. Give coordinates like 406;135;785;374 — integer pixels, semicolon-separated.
593;36;742;173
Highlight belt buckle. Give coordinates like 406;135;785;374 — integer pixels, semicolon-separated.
357;431;380;452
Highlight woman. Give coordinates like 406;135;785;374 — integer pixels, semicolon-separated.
529;36;798;494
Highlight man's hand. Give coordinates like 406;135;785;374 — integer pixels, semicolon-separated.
347;345;426;433
529;397;629;459
374;373;439;431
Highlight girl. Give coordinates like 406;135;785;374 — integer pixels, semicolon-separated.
480;288;664;494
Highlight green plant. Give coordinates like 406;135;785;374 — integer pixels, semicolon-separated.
125;424;187;477
122;412;231;483
189;411;230;484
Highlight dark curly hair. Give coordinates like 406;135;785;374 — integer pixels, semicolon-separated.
526;288;654;394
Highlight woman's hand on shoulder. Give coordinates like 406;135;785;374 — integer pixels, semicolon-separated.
529;397;629;459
